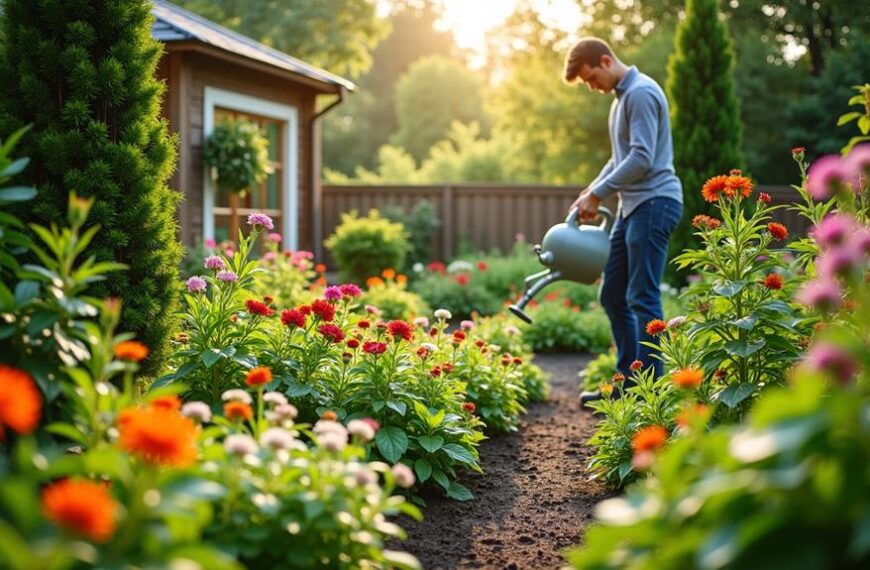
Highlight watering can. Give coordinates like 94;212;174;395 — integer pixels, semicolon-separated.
508;206;614;324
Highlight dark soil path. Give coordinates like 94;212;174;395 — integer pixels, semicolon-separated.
396;353;612;569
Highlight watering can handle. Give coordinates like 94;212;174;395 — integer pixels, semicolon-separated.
566;206;614;233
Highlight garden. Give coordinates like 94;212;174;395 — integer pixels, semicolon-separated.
1;0;869;569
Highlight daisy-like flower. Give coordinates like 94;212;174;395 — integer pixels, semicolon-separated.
387;320;413;342
245;366;273;387
807;155;849;199
346;338;360;349
204;256;226;271
280;309;307;328
645;319;668;336
767;222;789;241
365;304;381;315
180;401;212;423
246;212;274;230
701;175;729;202
216;270;239;283
324;286;343;301
413;316;430;329
225;434;259;456
267;403;299;423
260;428;295;451
612;372;625;383
318;324;345;343
245;299;274;317
263;392;288;406
460;320;474;331
311;299;336;322
319;430;348;452
811;214;856;249
363;341;387;355
42;479;117;543
434;308;452;320
691;214;721;230
221;389;253;405
0;365;41;440
667;316;687;329
114;341;149;362
392;463;415;488
186;276;207;293
339;283;362;297
118;407;198;467
347;419;376;442
725;172;754;198
631;425;668;453
671;367;704;389
763;273;784;290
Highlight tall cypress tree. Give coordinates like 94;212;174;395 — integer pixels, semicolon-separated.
666;0;744;281
0;0;181;373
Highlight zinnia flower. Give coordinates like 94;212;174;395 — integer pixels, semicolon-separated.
263;391;288;406
807;155;849;199
767;222;789;241
612;373;625;383
216;270;238;283
758;192;772;204
311;299;336;322
246;212;274;230
317;324;344;343
224;401;254;422
452;330;466;343
676;404;709;429
245;366;273;387
347;419;376;442
387;320;413;342
726;173;754;198
0;365;41;440
811;214;856;249
324;286;343;301
267;232;282;243
434;308;452;320
362;341;387;355
114;341;149;362
260;428;295;451
204;256;225;271
118;407;198;467
42;479;117;543
180;401;212;423
462;402;476;413
224;434;259;456
339;283;362;297
280;309;307;328
672;367;704;389
629;360;644;372
796;279;842;311
631;425;668;453
186;276;207;293
691;215;721;230
245;299;274;317
763;273;784;290
645;319;667;336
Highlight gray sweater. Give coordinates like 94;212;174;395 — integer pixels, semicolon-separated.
589;66;683;217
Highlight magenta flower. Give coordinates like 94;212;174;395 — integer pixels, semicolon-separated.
186;276;207;293
804;342;859;384
205;238;217;249
267;232;282;243
849;227;870;256
795;278;842;311
339;283;361;298
262;251;277;261
811;214;856;249
204;255;226;271
807;155;849;199
246;212;274;230
216;270;239;283
844;143;870;188
816;248;860;279
460;320;474;331
324;286;343;301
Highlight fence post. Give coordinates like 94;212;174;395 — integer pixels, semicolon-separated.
441;185;454;260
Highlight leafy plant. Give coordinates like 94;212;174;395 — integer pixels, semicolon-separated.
204;118;273;194
520;302;611;353
579;349;617;392
325;209;410;284
383;199;441;266
359;274;430;320
838;83;870;153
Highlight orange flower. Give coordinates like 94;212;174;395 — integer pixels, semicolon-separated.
701;175;729;202
321;410;338;421
366;276;384;288
645;319;667;336
612;373;625;383
382;268;396;280
245;366;273;387
629;360;644;372
726;174;754;198
767;222;788;241
149;395;181;411
118;407;198;467
692;215;721;230
315;263;327;273
224;401;253;422
631;425;668;453
396;274;408;285
0;365;41;440
676;404;710;429
672;367;704;389
763;273;784;290
114;341;149;362
42;479;117;543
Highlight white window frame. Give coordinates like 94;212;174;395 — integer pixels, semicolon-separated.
202;86;299;250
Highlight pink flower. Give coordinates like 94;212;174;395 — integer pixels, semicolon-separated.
460;320;474;331
216;270;238;283
844;143;870;188
339;283;361;298
246;212;274;230
186;276;207;293
807;155;849;199
267;232;282;243
796;278;842;311
811;214;856;249
849;227;870;256
204;256;225;271
324;286;343;301
816;248;860;279
205;238;217;249
804;342;859;384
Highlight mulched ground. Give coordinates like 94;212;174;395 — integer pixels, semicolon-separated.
394;352;612;570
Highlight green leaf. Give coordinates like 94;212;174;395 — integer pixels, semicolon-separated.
283;381;313;398
446;481;474;501
416;434;444;453
837;111;863;125
13;281;38;306
167;545;243;570
44;422;88;445
859;115;870;135
848;514;870;558
0;186;36;203
381;550;422;570
617;461;634;483
731;315;757;331
414;458;433;483
386;400;407;416
713;280;746;298
376;426;409;463
716;384;756;408
441;443;475;465
431;470;450;490
0;157;29;178
304;499;325;521
200;349;223;368
724;338;766;358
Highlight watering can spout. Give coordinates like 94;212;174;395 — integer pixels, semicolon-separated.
508;270;562;324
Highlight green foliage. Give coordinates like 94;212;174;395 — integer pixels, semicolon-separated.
254;246;320;309
359;279;430;321
172;0;388;80
838;83;870;154
392;56;490;162
410;271;501;320
520;303;612;354
204;119;272;194
0;127;36;282
579;349;617;392
0;0;183;374
666;0;744;283
382;199;440;266
325;210;410;284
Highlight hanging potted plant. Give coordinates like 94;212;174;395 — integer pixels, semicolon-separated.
204;118;273;196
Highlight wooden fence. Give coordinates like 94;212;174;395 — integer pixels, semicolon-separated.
319;183;808;262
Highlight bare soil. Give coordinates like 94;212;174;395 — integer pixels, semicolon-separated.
395;352;612;570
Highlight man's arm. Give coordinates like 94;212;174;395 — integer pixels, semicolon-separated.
589;91;660;201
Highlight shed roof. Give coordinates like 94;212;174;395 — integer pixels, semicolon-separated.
152;0;355;92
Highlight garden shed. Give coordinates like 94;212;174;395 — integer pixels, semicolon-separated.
151;0;355;251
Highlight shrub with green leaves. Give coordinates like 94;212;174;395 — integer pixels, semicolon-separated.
325;209;410;284
579;349;617;392
382;199;441;266
410;270;501;319
520;302;612;353
359;278;430;321
204;118;272;194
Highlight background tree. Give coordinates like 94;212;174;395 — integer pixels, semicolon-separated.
0;0;182;373
666;0;744;279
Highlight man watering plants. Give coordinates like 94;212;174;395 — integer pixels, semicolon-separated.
564;37;683;405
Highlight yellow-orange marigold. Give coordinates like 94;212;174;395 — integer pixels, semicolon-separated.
114;341;149;362
149;395;181;411
224;401;253;422
382;268;396;280
631;425;669;453
672;367;704;389
118;407;198;467
0;365;41;440
245;366;273;387
645;319;668;336
42;479;117;543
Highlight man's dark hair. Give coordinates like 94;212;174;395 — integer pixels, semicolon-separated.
563;37;616;84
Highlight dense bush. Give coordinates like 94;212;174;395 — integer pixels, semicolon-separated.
325;209;410;284
359;272;431;320
519;302;612;354
410;268;502;319
204;118;272;194
383;199;440;266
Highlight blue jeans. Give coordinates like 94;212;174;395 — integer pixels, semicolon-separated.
599;197;682;380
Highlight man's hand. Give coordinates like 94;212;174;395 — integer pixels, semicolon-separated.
569;189;602;221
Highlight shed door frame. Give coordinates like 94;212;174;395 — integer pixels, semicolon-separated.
202;86;299;250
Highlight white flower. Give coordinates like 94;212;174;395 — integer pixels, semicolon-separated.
391;463;415;488
266;403;298;423
313;420;348;438
221;389;253;405
446;260;474;273
180;401;212;423
667;316;687;329
224;434;259;457
413;316;430;329
319;430;348;452
412;262;424;273
352;466;377;487
434;309;452;320
263;391;288;407
421;342;438;352
347;419;375;442
260;428;295;451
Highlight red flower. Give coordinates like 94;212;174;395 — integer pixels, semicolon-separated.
462;402;476;413
758;192;772;204
442;362;454;374
645;319;667;336
149;395;181;411
346;338;360;349
629;360;643;372
792;147;805;156
767;222;789;241
456;274;469;286
427;261;446;274
476;261;488;272
763;273;784;290
474;340;485;348
362;341;387;355
512;357;523;365
245;300;274;317
387;320;413;342
281;309;307;328
692;215;721;230
318;324;345;343
452;330;466;342
245;366;273;387
311;299;335;322
612;372;625;383
430;366;442;377
416;346;430;358
357;319;371;329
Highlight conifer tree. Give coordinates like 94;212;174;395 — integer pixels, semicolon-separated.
666;0;744;281
0;0;182;373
